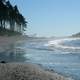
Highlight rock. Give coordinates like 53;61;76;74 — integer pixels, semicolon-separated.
0;61;6;63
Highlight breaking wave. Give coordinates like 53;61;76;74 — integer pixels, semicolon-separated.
45;38;80;52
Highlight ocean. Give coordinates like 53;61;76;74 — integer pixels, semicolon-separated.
0;37;80;80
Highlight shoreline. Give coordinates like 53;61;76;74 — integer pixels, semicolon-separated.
0;35;28;53
0;35;74;80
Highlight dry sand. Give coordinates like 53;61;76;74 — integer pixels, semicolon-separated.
0;63;73;80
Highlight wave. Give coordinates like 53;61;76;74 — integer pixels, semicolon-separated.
25;38;80;53
45;38;80;51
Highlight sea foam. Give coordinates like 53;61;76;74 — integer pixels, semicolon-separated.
45;38;80;50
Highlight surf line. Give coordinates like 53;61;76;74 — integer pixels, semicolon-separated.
46;38;80;50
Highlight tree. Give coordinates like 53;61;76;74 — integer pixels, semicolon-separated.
0;0;7;29
0;0;27;33
6;1;15;31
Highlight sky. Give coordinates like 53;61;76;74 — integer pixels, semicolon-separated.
10;0;80;37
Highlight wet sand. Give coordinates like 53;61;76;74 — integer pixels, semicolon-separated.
0;35;27;53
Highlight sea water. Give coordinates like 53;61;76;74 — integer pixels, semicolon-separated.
0;38;80;80
24;38;80;80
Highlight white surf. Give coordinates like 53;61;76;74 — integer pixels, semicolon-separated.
45;38;80;51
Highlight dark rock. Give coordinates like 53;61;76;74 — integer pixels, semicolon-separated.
0;61;6;63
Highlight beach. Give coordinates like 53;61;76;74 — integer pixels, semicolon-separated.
0;35;27;53
0;36;73;80
0;63;72;80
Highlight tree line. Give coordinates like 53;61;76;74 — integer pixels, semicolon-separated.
0;0;27;34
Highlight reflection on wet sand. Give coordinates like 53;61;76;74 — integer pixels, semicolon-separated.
0;44;27;62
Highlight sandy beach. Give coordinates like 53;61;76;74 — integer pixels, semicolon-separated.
0;63;73;80
0;36;73;80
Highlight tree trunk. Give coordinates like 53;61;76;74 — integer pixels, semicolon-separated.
10;19;15;31
3;20;5;29
1;20;3;28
